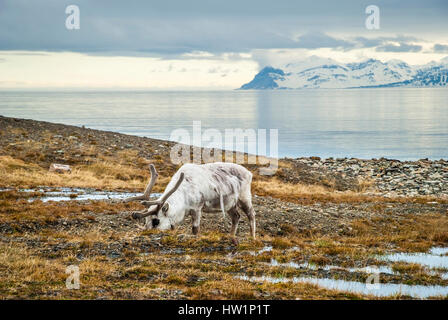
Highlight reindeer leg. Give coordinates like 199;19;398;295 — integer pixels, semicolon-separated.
228;207;240;237
238;199;256;240
190;209;201;235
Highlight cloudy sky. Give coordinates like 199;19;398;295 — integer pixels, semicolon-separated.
0;0;447;89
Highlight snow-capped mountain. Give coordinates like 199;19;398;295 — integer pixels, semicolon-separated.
240;56;448;89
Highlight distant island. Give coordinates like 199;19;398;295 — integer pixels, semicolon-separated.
240;56;448;89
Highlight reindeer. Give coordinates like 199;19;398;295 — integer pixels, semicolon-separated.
124;162;256;238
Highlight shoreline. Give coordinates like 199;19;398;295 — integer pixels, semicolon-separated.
1;115;447;198
1;115;446;163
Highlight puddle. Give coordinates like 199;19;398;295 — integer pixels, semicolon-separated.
2;187;162;202
257;246;273;254
239;247;448;298
429;247;448;256
269;259;396;275
381;247;448;269
237;275;448;298
268;247;448;275
246;246;273;256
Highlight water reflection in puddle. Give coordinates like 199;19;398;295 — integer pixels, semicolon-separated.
237;275;448;298
269;259;396;275
381;247;448;269
238;247;448;298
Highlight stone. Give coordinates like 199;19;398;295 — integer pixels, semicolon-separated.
49;163;71;173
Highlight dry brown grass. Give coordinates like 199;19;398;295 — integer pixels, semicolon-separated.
392;263;425;274
0;156;151;191
356;177;376;192
347;214;448;252
272;237;294;249
0;195;142;223
0;243;66;294
1;199;445;299
2;141;446;207
252;178;369;205
252;178;448;205
1;123;380;205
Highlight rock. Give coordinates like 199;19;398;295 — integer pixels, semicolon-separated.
49;163;71;173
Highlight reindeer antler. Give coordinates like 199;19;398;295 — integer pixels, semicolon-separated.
123;164;158;202
131;172;185;219
141;172;185;207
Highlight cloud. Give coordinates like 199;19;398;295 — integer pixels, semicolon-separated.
0;52;49;56
0;0;446;56
354;35;421;48
353;37;384;48
250;34;428;67
293;32;355;49
376;43;422;52
433;44;448;53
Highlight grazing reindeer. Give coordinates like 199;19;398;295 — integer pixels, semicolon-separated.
124;162;256;239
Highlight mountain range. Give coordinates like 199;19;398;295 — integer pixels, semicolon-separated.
240;56;448;89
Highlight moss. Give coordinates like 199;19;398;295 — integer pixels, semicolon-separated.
272;237;294;249
309;254;330;266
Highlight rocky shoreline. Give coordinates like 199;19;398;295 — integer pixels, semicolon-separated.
1;115;447;198
292;157;448;198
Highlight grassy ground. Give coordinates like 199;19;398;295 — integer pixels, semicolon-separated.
1;116;448;299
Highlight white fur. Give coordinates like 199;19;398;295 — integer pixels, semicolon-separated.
145;162;256;238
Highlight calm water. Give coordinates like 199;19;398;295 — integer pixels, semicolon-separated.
0;89;447;160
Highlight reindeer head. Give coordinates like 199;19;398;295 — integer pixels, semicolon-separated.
124;164;184;231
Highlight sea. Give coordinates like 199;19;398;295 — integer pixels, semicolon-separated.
0;88;447;160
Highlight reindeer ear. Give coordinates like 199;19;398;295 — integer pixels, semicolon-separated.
161;203;169;215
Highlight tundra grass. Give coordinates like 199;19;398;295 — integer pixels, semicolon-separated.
1;120;448;299
1;195;448;299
